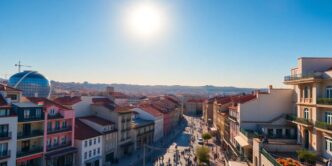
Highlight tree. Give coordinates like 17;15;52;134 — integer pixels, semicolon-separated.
202;133;212;142
195;146;210;165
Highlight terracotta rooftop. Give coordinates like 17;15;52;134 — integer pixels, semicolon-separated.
231;94;256;104
28;97;71;110
75;119;101;140
138;104;163;117
54;96;81;105
80;116;114;126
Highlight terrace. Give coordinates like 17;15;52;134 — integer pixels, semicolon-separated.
286;114;313;127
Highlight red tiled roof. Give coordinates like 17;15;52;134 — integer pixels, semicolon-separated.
75;119;101;140
0;83;21;92
92;98;114;104
54;96;81;105
138;104;163;117
231;94;256;104
28;97;71;110
216;97;232;105
80;116;114;126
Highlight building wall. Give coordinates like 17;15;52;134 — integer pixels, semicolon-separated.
0;116;17;166
75;136;103;166
72;96;94;117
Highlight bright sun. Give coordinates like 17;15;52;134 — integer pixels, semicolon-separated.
124;2;166;39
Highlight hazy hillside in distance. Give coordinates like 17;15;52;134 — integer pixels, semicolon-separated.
51;80;263;95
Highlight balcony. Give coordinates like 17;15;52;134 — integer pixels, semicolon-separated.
48;113;63;120
317;98;332;106
315;121;332;133
17;147;43;158
261;148;281;166
19;116;44;122
284;72;322;84
300;98;313;104
286;114;313;127
0;132;11;141
17;130;43;140
47;141;72;152
47;126;72;134
0;150;10;160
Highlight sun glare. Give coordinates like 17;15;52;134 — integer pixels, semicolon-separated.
124;2;166;40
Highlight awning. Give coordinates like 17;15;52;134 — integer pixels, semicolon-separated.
234;136;249;147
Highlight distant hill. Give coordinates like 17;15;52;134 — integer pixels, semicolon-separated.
50;80;263;95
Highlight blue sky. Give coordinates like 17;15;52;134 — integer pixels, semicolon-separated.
1;0;332;88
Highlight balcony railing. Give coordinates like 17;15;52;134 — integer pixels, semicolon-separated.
0;132;11;140
315;121;332;131
19;116;44;122
17;130;43;139
300;98;313;103
17;147;43;158
47;113;63;119
284;72;322;82
47;141;72;151
286;114;313;126
317;98;332;105
47;126;72;134
0;150;10;160
261;148;282;166
240;128;260;138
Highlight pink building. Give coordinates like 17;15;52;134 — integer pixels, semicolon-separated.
28;97;77;166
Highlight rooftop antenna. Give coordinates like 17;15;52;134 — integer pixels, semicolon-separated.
15;60;31;72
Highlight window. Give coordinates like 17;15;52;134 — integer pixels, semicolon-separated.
304;108;309;119
62;121;67;128
55;121;60;129
325;112;332;124
326;138;332;154
36;109;41;118
0;125;8;136
97;148;100;154
304;86;309;98
23;109;30;118
89;139;92;146
50;109;56;115
54;137;58;145
47;138;51;146
89;150;92;157
84;141;87;147
267;129;274;137
93;149;96;155
327;86;332;98
84;152;87;159
7;94;17;101
0;109;9;117
0;143;8;153
285;129;290;136
47;122;52;130
94;138;96;144
0;162;7;166
98;137;100;143
61;136;66;144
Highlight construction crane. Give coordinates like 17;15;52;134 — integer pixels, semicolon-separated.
14;60;31;73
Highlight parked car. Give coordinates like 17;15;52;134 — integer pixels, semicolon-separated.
198;138;204;145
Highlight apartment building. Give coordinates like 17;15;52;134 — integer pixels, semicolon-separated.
184;99;204;116
75;120;102;166
132;105;164;142
284;57;332;161
212;97;232;145
79;116;118;165
0;90;18;166
90;98;134;157
28;97;77;166
203;98;215;126
13;102;44;166
131;115;154;149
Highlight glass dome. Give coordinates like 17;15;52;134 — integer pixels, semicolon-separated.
8;71;51;98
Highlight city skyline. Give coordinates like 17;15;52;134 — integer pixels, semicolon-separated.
1;1;332;88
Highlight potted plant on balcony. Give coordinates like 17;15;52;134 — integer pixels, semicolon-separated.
297;149;317;165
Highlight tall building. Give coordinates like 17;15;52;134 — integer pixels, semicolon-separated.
13;102;44;166
284;57;332;161
8;71;51;98
0;84;18;166
28;97;77;166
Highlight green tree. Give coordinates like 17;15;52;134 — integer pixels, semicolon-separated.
202;133;212;142
195;146;210;165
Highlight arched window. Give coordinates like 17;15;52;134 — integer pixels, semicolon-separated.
304;108;309;119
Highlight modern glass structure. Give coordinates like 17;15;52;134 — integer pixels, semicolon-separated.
8;71;51;98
